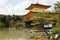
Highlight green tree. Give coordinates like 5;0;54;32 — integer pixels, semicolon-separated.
54;2;60;13
51;2;60;34
0;22;5;28
52;14;60;34
30;12;53;35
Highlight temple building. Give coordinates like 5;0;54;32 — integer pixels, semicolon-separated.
23;3;51;20
23;0;59;29
23;2;58;21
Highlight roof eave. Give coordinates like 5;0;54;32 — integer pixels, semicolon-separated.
26;4;51;10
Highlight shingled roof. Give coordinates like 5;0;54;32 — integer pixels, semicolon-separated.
26;3;51;10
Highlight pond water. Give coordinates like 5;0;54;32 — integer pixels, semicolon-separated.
0;29;33;40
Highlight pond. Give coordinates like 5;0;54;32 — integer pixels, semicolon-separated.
0;29;33;40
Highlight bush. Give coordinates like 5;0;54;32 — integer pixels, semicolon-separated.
0;22;5;28
52;26;60;34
